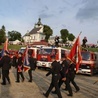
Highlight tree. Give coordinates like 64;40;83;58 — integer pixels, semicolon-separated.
43;25;53;42
2;25;6;32
8;31;22;41
60;29;69;43
68;33;75;41
0;25;6;44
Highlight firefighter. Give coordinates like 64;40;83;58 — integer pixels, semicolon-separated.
82;37;87;48
0;51;11;85
15;52;25;83
12;52;18;67
55;36;59;47
28;51;37;82
52;54;69;94
43;55;62;98
66;61;80;96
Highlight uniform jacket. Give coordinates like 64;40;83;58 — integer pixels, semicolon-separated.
66;63;75;79
17;57;23;66
0;55;11;70
28;57;36;70
16;57;24;72
60;59;69;78
46;60;61;77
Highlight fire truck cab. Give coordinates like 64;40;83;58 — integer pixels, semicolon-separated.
18;47;38;58
78;51;98;75
37;46;69;69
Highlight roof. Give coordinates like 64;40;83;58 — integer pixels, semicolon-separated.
32;41;48;46
24;33;30;36
29;27;41;34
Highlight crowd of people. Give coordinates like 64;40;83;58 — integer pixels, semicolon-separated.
43;54;80;98
0;50;80;98
0;50;36;85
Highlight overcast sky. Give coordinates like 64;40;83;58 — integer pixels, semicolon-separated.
0;0;98;44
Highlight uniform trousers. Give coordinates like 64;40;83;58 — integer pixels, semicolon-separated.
28;69;33;81
2;69;10;84
16;70;24;82
45;75;62;98
66;75;79;95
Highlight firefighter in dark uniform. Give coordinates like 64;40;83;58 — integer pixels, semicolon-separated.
0;51;11;85
52;54;69;94
43;55;62;98
58;54;69;88
28;51;36;82
66;61;80;96
15;52;25;83
12;52;18;67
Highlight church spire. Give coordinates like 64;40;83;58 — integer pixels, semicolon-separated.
37;18;42;26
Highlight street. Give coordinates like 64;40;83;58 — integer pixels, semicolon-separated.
0;68;98;98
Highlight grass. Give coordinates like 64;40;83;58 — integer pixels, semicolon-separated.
63;46;98;52
0;44;98;52
0;44;25;50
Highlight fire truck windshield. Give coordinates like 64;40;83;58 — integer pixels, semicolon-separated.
38;49;57;55
81;52;90;60
18;49;25;54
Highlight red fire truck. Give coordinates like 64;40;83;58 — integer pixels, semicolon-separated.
18;47;38;58
78;51;98;75
37;47;69;69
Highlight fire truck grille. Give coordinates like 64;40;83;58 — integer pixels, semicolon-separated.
80;64;91;69
40;58;48;61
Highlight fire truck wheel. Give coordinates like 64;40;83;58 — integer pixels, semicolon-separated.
91;69;94;76
38;67;41;69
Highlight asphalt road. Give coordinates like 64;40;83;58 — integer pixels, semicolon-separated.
33;68;98;98
0;68;98;98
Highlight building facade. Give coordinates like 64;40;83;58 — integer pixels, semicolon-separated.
23;18;45;43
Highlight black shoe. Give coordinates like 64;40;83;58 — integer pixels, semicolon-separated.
52;91;57;94
67;94;73;96
76;88;80;93
28;80;32;82
15;81;20;83
1;83;6;85
63;88;68;91
43;93;48;98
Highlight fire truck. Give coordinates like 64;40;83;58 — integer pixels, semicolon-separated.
78;51;98;75
18;47;38;58
37;46;69;69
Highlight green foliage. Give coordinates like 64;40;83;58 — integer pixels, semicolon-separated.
68;33;75;41
60;29;69;43
8;31;22;41
0;25;6;44
0;44;24;50
43;25;53;42
62;46;98;52
2;25;6;32
85;47;98;52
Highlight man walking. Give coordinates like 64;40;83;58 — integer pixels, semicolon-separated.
43;55;62;98
0;51;11;85
66;62;80;96
52;54;69;94
28;51;36;82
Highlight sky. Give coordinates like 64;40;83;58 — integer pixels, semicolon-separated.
0;0;98;44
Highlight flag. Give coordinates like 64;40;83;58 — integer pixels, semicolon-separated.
68;33;82;72
1;38;8;57
23;46;30;72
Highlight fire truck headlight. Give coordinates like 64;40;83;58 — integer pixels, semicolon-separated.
48;63;52;67
87;66;90;68
37;62;41;66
